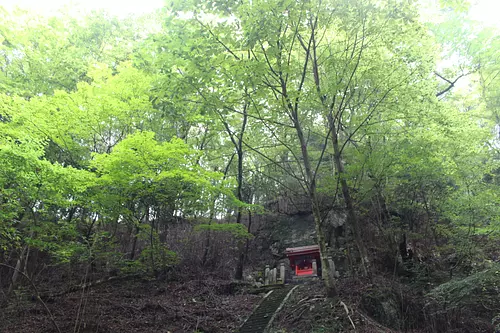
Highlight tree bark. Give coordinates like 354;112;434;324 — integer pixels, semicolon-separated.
294;113;337;296
234;101;248;280
8;245;27;295
129;225;140;260
244;210;253;263
329;116;370;277
146;206;156;276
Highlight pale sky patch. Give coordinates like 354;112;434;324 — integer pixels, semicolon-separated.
1;0;499;28
0;0;165;17
419;0;500;28
469;0;500;28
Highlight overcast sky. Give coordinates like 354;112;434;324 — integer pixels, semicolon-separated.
1;0;499;27
0;0;165;17
470;0;500;27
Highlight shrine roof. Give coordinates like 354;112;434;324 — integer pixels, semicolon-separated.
284;244;320;256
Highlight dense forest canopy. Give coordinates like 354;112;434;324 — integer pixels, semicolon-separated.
0;0;499;332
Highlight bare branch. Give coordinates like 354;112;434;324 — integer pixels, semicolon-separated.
339;69;416;155
435;71;472;97
241;138;307;192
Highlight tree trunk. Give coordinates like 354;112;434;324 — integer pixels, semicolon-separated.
244;210;253;263
202;203;215;266
146;206;156;276
234;197;244;279
329;117;370;277
129;225;140;260
8;245;27;295
312;201;337;296
23;245;31;275
294;114;337;296
234;103;248;281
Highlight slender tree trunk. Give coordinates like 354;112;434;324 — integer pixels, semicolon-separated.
234;146;245;279
202;198;216;267
294;114;337;296
329;117;369;277
67;206;76;224
244;210;253;263
23;245;31;275
8;245;27;295
235;250;245;280
234;103;248;280
146;206;156;276
129;225;140;260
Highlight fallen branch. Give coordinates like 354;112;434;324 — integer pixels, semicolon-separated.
340;300;356;330
356;310;397;332
290;306;308;324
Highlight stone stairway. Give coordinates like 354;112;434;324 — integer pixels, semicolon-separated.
239;285;297;333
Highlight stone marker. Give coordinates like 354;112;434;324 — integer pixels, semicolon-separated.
264;265;270;285
271;267;277;284
279;263;285;284
312;259;317;276
327;256;339;278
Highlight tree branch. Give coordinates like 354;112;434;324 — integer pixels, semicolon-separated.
196;18;240;61
435;71;471;97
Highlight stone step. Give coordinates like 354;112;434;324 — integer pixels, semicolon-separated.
239;286;296;333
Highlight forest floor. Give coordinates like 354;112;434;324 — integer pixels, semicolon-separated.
2;271;497;333
1;276;404;333
271;278;402;333
271;273;497;333
1;277;260;333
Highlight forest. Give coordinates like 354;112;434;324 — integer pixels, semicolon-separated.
0;0;499;332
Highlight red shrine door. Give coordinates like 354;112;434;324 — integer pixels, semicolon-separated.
294;255;314;276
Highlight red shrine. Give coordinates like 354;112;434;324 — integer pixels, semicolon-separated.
285;245;321;277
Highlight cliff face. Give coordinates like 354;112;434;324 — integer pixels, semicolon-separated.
264;196;313;216
256;195;347;259
271;213;317;250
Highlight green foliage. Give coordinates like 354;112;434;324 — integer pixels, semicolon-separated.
426;263;500;311
139;245;179;273
0;0;499;301
91;130;229;218
0;7;147;96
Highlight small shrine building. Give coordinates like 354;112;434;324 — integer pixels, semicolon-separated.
284;245;321;277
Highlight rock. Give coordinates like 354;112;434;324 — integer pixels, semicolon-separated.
361;288;401;329
245;274;256;283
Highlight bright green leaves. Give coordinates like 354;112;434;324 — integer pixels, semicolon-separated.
0;6;158;258
92;131;202;184
0;120;93;252
0;7;148;97
3;62;156;168
91;131;228;219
